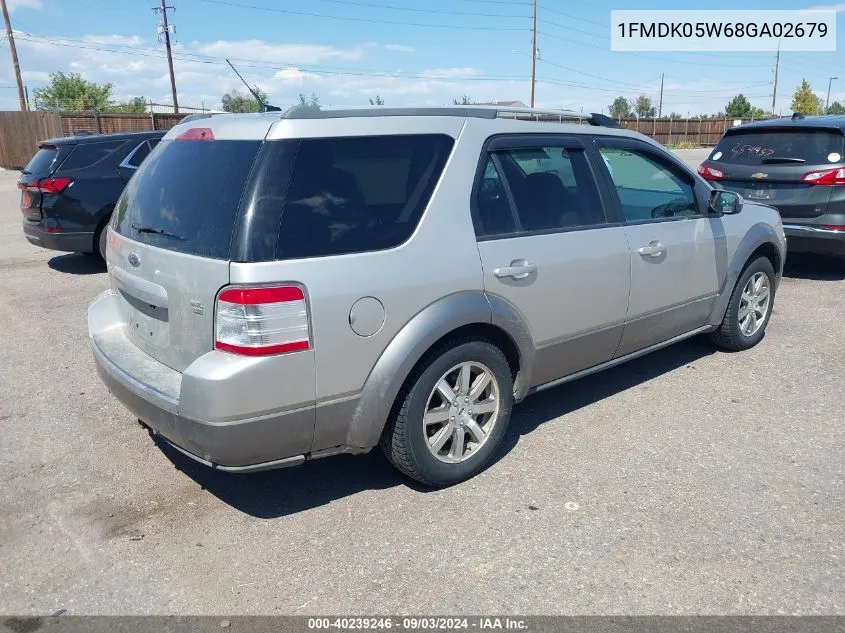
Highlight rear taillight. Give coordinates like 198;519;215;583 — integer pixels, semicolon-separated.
821;225;845;231
698;164;724;181
18;177;73;194
215;285;310;356
801;167;845;186
38;176;73;194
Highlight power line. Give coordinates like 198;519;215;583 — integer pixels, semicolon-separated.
538;31;773;68
197;0;528;30
293;0;530;18
15;34;533;82
539;6;606;27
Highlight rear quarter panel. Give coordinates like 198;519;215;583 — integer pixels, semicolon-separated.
229;117;484;438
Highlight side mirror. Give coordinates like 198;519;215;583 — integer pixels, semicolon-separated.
709;190;742;215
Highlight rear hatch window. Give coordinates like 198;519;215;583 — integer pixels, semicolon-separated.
113;139;261;259
711;129;844;166
22;146;60;180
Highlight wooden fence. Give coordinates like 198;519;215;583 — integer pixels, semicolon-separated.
1;110;767;170
0;111;63;170
618;116;762;146
0;110;189;169
59;112;187;136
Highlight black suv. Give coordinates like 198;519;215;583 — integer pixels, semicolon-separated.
698;115;845;258
19;130;164;259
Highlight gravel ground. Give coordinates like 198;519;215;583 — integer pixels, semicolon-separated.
0;153;842;615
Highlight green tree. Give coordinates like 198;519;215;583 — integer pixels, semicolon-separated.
667;112;683;119
298;93;321;109
791;79;823;115
369;95;384;105
221;87;268;113
107;97;147;113
826;101;845;115
634;95;656;118
608;96;631;120
452;95;474;105
725;94;753;117
33;72;113;111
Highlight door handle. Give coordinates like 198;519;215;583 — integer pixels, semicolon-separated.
494;260;537;280
637;242;666;258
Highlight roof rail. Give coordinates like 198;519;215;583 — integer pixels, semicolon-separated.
488;106;622;128
276;105;624;128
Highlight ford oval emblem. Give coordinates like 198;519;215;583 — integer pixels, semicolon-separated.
127;252;141;268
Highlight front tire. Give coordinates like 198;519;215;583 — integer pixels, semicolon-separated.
711;256;776;351
380;338;514;487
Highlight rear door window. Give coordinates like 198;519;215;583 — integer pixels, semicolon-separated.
59;139;130;172
113;139;261;259
123;140;152;168
275;134;454;259
711;130;845;166
474;145;607;238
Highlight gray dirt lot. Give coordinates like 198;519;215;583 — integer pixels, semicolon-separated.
0;149;842;615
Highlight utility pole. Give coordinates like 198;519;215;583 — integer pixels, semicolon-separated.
1;0;27;111
772;42;780;114
826;77;838;112
530;0;537;108
154;0;179;113
658;73;664;118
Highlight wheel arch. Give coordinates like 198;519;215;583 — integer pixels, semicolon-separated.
346;291;534;449
707;222;784;328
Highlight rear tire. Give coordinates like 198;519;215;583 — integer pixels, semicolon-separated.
711;256;776;351
380;338;513;487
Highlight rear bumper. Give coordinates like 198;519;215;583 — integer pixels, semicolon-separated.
23;221;94;253
88;290;316;472
783;224;845;257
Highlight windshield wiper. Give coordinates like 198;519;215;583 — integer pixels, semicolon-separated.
131;223;184;240
760;156;806;164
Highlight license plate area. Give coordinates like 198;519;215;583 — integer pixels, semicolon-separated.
747;184;776;200
120;290;170;348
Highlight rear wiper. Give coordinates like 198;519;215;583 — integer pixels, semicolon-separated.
131;223;184;240
760;156;806;164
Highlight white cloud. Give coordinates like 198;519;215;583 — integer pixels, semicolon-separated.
6;0;42;12
195;39;372;64
384;44;415;53
20;70;49;82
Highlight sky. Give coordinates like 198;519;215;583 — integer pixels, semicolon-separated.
1;0;843;115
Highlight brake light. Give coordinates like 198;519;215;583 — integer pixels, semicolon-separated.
176;127;214;141
698;164;724;181
801;167;845;186
821;225;845;231
37;177;73;194
215;285;310;356
17;177;72;194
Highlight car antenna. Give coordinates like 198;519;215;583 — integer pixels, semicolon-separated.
225;58;281;112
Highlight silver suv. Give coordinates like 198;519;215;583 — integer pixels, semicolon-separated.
89;106;786;487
